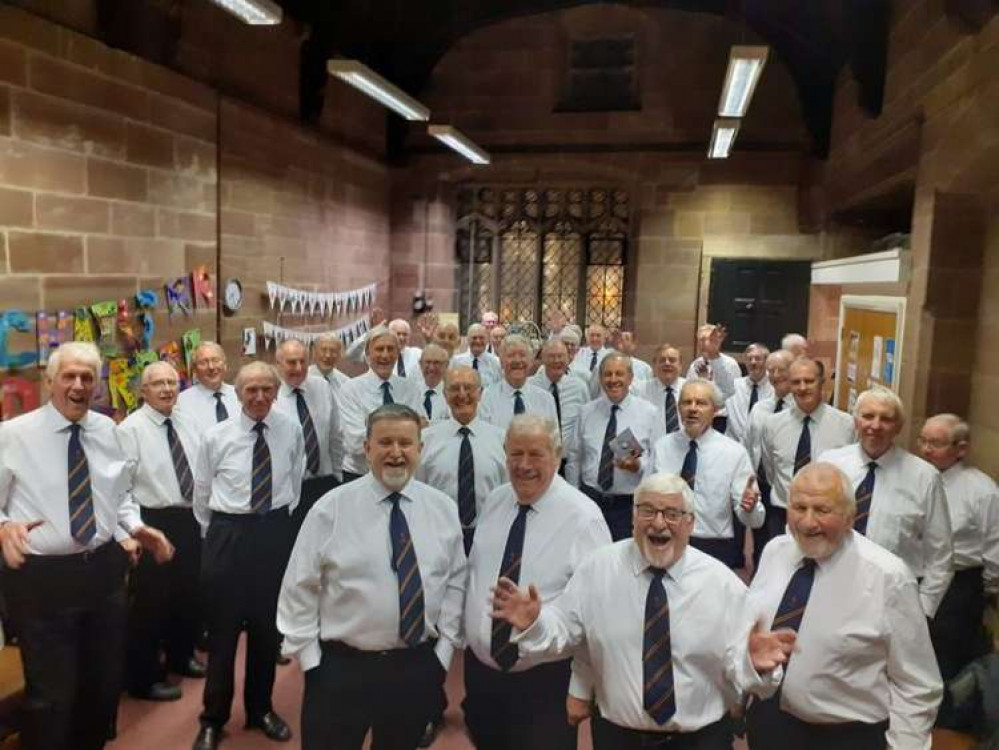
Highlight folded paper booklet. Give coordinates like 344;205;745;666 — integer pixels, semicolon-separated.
610;428;643;460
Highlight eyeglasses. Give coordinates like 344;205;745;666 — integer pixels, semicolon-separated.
916;437;955;450
635;505;692;523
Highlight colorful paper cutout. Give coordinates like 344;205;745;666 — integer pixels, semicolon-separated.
0;311;38;369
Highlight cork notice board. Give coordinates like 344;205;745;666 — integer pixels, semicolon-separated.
834;295;905;412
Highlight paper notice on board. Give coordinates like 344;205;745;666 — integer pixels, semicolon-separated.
871;336;883;382
884;339;895;385
849;331;860;359
848;388;858;413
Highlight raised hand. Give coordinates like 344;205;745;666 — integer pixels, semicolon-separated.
490;577;541;631
740;475;760;512
0;519;43;569
748;624;796;674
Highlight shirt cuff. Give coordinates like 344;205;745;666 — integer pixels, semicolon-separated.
434;638;455;671
293;639;322;672
568;664;594;700
113;525;132;543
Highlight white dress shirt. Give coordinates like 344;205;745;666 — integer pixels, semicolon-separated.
117;404;200;509
419;381;451;425
635;377;686;433
193;409;305;530
571;346;612;379
567;394;663;494
465;476;611;673
631;358;653;382
451;351;502;388
685;353;741;400
651;428;763;537
0;404;143;555
176;381;239;436
749;533;942;749
817;444;954;617
479;380;559;433
338;371;423;474
416;418;508;522
308;364;349;393
942;461;999;593
273;377;343;481
760;403;855;509
724;376;774;446
586;357;655;400
745;394;792;470
277;473;466;672
515;541;777;732
529;370;589;449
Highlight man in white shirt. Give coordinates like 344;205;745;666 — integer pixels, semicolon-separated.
747;462;942;750
489;324;508;356
651;379;763;568
557;328;590;386
278;404;466;750
389;318;422;379
176;341;239;435
568;353;662;540
417;344;452;424
760;358;854;538
432;320;461;361
338;326;424;481
818;387;953;620
613;331;653;382
686;324;741;408
192;362;305;750
479;335;558;432
745;349;795;569
919;413;999;685
273;339;343;530
491;472;792;750
463;415;612;750
308;334;349;392
417;366;506;554
530;339;589;473
725;343;772;445
453;323;502;387
780;332;810;358
118;362;204;703
570;324;611;379
636;343;685;435
0;342;173;750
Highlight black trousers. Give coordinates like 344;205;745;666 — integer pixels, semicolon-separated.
931;567;988;683
126;506;202;692
592;715;732;750
581;485;634;541
340;471;363;484
689;536;743;569
292;474;339;537
2;542;129;750
463;648;576;750
302;640;445;750
199;508;293;728
750;479;775;572
746;695;887;750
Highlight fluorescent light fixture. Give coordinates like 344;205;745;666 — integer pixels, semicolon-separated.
428;125;491;165
208;0;282;25
708;118;740;159
718;45;768;117
327;60;430;122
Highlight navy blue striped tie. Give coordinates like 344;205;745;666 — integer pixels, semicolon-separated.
772;558;816;634
250;422;272;514
67;423;96;544
513;390;525;415
165;418;194;504
680;440;697;490
491;503;530;671
794;415;811;475
643;568;675;725
381;381;394;405
749;383;759;413
424;390;434;420
388;492;425;647
664;387;679;433
294;388;321;475
597;404;619;491
457;427;476;530
853;462;877;534
213;391;228;422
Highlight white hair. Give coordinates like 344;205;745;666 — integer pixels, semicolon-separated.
234;361;280;395
46;342;101;380
680;378;724;409
365;325;399;353
501;334;532;357
791;462;857;514
140;360;178;386
506;414;562;454
854;386;906;426
924;413;969;444
634;473;695;513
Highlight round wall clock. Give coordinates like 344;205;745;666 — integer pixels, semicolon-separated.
222;278;243;314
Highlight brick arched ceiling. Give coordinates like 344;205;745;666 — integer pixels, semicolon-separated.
284;0;890;158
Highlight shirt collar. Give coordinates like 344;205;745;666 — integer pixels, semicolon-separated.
599;393;631;410
238;409;273;431
45;402;85;433
627;539;690;581
859;443;896;467
142;402;171;426
789;530;852;570
682;426;713;445
500;379;529;395
450;416;481;435
366;473;414;503
791;402;823;422
516;475;561;514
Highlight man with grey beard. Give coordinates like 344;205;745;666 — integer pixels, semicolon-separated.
491;472;793;750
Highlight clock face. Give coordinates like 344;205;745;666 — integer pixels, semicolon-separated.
223;278;243;313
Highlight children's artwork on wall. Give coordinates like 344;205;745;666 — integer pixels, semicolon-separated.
166;277;193;318
158;341;188;384
242;327;257;356
36;312;52;367
0;311;38;369
192;266;214;309
55;310;73;348
1;376;40;420
182;329;201;375
108;359;138;412
74;307;96;343
135;290;158;350
117;299;141;354
90;301;118;355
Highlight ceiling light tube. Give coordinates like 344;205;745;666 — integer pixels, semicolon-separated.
327;60;430;122
208;0;282;25
708;118;740;159
428;125;491;165
718;45;769;117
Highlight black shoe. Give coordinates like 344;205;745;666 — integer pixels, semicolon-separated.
129;681;182;702
192;724;222;750
246;711;292;742
418;719;441;748
174;656;207;679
